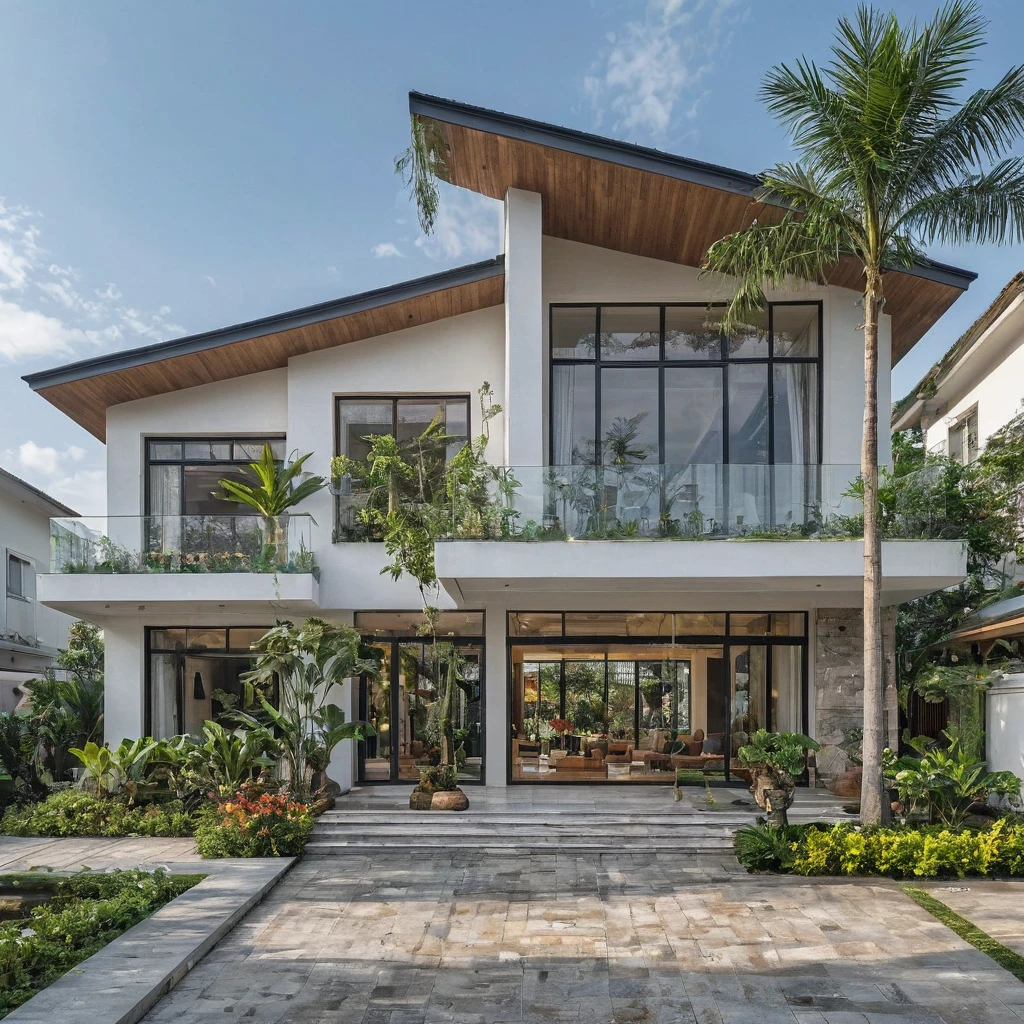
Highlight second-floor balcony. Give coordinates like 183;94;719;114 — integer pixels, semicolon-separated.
40;514;320;618
334;463;958;543
50;514;318;575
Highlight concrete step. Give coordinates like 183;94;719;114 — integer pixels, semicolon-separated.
305;837;737;855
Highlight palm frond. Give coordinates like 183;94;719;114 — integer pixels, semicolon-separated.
901;158;1024;245
395;117;450;235
701;213;840;333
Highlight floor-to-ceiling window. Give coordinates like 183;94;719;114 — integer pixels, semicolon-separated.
508;611;807;784
549;303;822;532
355;611;484;784
146;627;274;739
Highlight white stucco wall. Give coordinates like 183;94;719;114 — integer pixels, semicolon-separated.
987;674;1024;778
105;368;289;517
287;304;505;613
540;236;892;469
923;330;1024;455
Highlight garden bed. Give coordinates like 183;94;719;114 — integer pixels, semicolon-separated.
734;818;1024;877
0;868;203;1018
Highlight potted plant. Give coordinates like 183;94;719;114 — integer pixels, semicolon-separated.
548;718;571;750
409;764;468;811
737;730;820;824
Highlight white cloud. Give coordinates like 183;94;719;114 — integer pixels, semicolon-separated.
371;242;403;259
203;275;216;287
46;468;106;516
414;189;503;262
326;265;341;276
15;440;64;476
583;0;741;140
0;196;184;361
0;298;83;360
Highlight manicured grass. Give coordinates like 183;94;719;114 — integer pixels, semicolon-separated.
900;884;1024;985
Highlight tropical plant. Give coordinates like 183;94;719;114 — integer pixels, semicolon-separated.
701;2;1024;824
237;618;381;797
194;783;313;857
738;730;821;823
884;729;1021;827
182;721;275;796
733;822;810;873
69;737;159;801
217;443;326;562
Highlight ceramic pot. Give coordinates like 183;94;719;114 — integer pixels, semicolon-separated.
829;766;862;800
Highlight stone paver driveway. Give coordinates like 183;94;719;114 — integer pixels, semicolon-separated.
142;852;1024;1024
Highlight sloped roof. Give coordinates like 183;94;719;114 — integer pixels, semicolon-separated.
892;271;1024;430
23;257;505;441
409;91;976;364
0;466;78;518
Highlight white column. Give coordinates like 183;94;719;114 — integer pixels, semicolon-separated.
103;621;145;743
327;610;356;794
503;188;545;469
484;600;509;787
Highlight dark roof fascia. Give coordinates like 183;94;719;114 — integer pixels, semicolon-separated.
0;466;79;518
410;91;977;293
941;590;1024;643
23;255;506;392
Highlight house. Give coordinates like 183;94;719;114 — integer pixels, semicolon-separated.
22;94;974;791
0;467;79;712
893;272;1024;460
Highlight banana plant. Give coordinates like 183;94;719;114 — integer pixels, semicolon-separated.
184;721;275;796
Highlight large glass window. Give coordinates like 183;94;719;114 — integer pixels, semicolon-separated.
549;302;821;467
335;395;471;538
146;437;286;518
146;626;274;739
354;611;485;785
508;611;807;784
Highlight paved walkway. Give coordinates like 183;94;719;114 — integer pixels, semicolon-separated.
140;851;1024;1024
0;835;200;870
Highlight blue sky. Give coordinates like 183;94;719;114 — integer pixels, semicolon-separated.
2;0;1023;514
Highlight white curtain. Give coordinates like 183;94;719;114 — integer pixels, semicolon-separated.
772;645;802;733
774;364;816;527
148;465;182;553
552;365;575;466
150;653;178;740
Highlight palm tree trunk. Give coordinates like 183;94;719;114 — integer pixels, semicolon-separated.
860;271;887;826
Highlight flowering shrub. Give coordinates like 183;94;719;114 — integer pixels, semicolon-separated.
0;868;201;1016
734;818;1024;878
548;718;572;734
0;790;195;838
194;785;313;858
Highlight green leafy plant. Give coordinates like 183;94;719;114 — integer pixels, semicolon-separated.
182;721;275;797
0;868;201;1016
738;731;820;780
0;790;195;838
884;730;1021;827
237;618;380;798
417;764;458;793
701;1;1024;824
194;783;313;857
217;443;326;563
733;822;810;872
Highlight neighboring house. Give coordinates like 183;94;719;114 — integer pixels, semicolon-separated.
893;271;1024;459
0;468;79;712
23;94;975;791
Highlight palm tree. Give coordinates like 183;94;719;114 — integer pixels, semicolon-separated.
702;2;1024;823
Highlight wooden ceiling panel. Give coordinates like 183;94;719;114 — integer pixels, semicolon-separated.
431;116;970;367
33;273;504;441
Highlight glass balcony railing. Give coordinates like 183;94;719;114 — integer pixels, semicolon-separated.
49;514;317;575
335;463;956;542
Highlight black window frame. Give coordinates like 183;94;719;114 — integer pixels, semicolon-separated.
6;552;31;601
548;301;824;467
353;608;487;787
333;394;472;460
144;625;277;738
506;610;809;786
144;435;287;517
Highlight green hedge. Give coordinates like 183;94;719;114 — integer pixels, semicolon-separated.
0;791;196;838
0;868;202;1016
734;819;1024;878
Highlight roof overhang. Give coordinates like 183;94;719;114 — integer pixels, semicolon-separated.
936;591;1024;646
893;272;1024;431
410;92;976;365
0;467;78;518
23;256;505;441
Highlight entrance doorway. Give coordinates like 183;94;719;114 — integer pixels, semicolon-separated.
355;611;486;785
